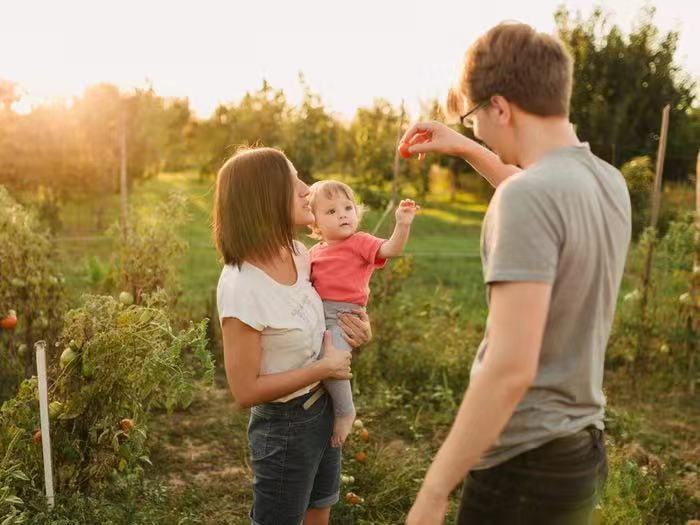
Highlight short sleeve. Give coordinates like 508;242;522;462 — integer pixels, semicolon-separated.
484;178;561;284
352;232;387;268
217;270;265;331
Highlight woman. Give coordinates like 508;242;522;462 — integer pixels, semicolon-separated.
213;146;372;525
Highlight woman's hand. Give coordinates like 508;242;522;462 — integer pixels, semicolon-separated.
318;331;353;379
338;310;372;347
399;120;475;158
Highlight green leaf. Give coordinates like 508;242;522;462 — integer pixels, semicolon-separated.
4;495;23;505
10;471;29;482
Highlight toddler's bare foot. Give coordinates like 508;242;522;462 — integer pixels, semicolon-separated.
331;412;356;448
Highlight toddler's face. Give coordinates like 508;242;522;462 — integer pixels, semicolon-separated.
314;192;359;242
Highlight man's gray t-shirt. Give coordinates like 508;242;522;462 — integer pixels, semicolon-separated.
473;143;631;470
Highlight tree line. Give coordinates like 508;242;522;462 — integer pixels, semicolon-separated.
0;6;696;219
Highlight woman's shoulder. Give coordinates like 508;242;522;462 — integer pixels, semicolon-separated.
217;263;257;296
216;264;267;330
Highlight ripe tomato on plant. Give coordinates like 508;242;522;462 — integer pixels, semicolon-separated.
1;310;18;330
120;418;135;433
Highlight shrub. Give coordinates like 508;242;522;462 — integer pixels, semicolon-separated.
0;186;66;401
109;192;189;304
0;289;213;511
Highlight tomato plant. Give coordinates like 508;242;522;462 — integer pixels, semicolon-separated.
0;187;66;401
0;289;214;502
109;193;189;305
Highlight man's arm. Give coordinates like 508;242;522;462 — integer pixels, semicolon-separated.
455;139;521;188
406;280;552;524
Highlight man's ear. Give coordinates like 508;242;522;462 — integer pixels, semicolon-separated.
491;95;512;126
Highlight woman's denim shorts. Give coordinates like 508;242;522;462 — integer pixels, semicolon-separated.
248;387;341;525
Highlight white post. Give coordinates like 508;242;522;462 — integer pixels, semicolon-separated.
35;340;55;508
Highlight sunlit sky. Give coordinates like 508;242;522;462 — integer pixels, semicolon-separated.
2;0;698;120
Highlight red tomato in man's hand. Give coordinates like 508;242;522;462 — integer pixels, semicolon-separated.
411;131;432;144
399;142;412;159
399;131;432;159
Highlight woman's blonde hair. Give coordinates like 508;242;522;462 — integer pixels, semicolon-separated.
446;22;573;119
307;180;365;240
213;146;296;267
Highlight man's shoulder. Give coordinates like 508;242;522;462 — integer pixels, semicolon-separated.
494;170;547;206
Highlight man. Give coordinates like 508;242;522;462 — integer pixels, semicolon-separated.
402;22;631;524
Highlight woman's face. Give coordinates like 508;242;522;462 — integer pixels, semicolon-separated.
289;160;314;226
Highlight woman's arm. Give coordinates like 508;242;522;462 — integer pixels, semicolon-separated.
222;318;351;408
400;121;520;188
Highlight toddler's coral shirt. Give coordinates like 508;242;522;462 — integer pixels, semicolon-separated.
309;232;387;306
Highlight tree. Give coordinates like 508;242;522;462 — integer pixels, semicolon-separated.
555;5;697;180
194;80;290;176
349;99;403;187
283;74;341;182
0;79;20;112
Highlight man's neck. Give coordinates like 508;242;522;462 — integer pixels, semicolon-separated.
514;116;581;168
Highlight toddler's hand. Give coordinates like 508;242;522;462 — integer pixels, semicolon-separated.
395;199;420;225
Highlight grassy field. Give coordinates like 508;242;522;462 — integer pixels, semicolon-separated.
56;172;489;320
45;172;699;524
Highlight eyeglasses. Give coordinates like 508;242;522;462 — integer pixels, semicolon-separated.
460;100;490;128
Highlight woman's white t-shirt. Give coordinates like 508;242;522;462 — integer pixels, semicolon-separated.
216;241;326;402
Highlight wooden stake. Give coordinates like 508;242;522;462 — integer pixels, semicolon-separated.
35;340;55;508
649;105;670;229
640;105;671;319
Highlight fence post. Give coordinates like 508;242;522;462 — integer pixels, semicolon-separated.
119;110;128;242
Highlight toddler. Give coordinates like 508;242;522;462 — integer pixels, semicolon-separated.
308;180;418;447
